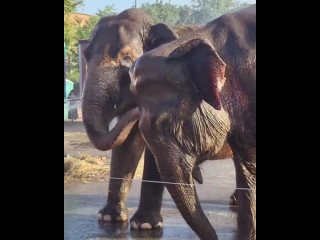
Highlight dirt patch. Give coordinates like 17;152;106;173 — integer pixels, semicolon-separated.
64;120;145;184
64;122;107;157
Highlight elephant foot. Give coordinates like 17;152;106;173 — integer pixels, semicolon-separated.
130;210;163;230
97;204;128;222
229;190;238;206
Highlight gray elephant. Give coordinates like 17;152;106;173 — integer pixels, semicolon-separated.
128;5;256;240
82;8;234;228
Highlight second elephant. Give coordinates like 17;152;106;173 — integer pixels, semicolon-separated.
129;5;256;240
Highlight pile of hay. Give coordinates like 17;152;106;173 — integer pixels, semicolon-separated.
64;154;109;183
64;153;145;184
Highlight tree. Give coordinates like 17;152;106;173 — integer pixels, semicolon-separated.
64;0;83;15
191;0;237;23
76;16;100;40
228;2;252;12
140;0;240;26
140;2;180;26
96;5;116;17
64;3;117;81
177;5;195;25
64;0;84;79
64;0;82;45
76;5;116;41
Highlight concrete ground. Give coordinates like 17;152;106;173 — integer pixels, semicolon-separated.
64;160;237;240
64;120;237;240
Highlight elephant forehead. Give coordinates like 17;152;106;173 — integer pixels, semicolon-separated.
101;44;142;67
101;55;120;67
130;56;167;91
119;45;142;59
133;56;165;77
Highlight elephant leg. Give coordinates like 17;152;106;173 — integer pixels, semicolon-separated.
130;147;164;229
229;158;239;207
98;123;145;222
146;141;218;240
232;151;256;240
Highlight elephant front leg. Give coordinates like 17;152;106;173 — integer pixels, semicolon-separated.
130;147;164;229
98;124;145;222
143;140;218;239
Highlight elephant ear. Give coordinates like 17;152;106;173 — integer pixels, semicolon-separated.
169;38;226;110
144;23;178;52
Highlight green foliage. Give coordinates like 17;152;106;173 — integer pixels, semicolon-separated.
64;15;79;74
191;0;237;23
228;2;252;12
140;0;244;26
64;0;84;74
96;5;117;17
76;16;100;40
64;1;252;76
176;5;195;25
67;70;80;83
64;3;116;75
141;3;180;26
77;5;116;40
64;0;83;15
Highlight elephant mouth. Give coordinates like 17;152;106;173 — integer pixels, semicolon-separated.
84;106;140;152
98;106;139;150
109;100;138;133
105;94;140;145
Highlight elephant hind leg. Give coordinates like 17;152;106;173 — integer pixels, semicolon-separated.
233;152;256;240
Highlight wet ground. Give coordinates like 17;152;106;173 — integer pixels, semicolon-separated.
64;160;237;240
64;120;237;239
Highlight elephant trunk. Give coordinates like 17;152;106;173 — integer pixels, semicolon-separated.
158;156;218;240
82;69;139;151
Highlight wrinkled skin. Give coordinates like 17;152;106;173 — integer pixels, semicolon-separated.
82;8;234;230
130;5;256;240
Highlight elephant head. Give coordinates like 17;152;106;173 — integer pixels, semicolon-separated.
129;38;230;240
82;9;179;151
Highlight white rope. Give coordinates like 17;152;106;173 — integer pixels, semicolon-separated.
109;177;252;191
66;95;253;192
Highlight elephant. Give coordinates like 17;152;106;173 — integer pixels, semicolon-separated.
128;5;256;240
82;9;179;224
81;7;234;232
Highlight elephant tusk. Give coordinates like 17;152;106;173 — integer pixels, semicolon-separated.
109;117;119;131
